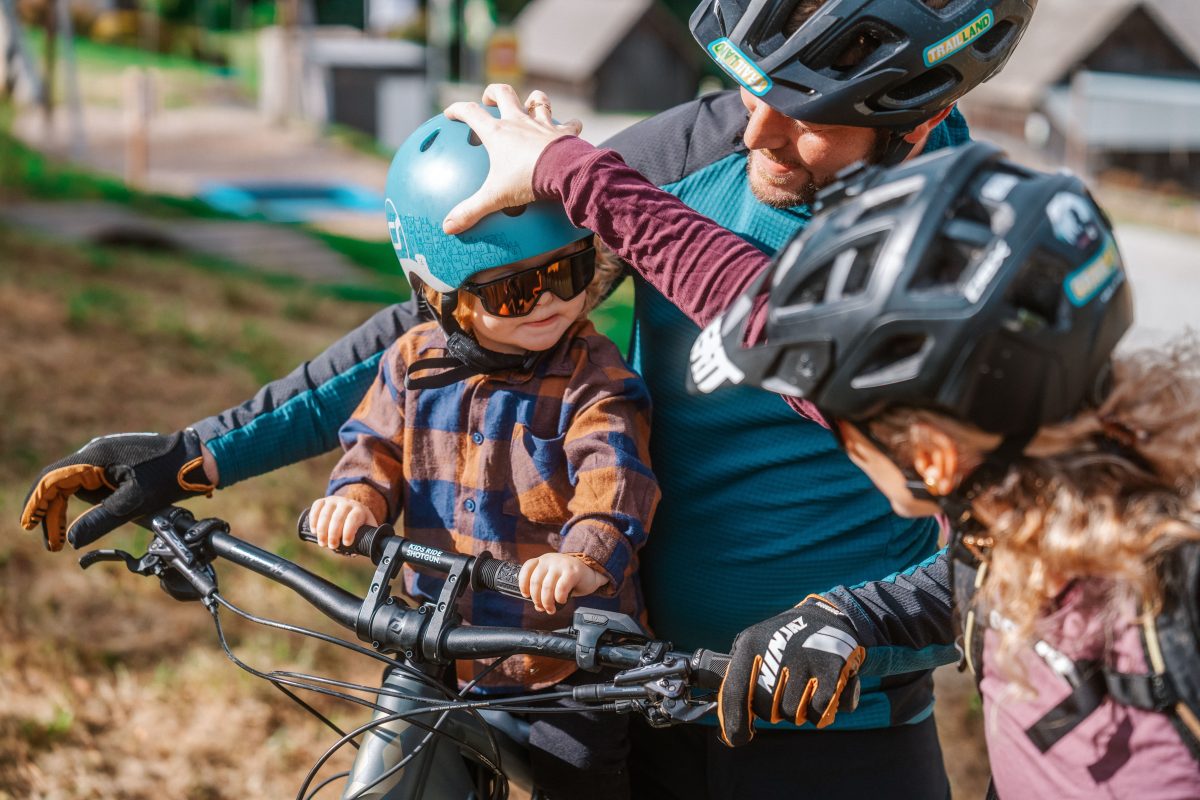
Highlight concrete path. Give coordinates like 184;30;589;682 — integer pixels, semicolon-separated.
0;200;361;283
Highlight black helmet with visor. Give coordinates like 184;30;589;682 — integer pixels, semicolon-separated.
687;141;1133;440
691;0;1038;130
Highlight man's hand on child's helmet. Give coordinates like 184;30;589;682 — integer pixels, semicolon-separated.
308;496;378;551
442;84;582;236
20;429;215;552
718;595;866;747
519;553;610;614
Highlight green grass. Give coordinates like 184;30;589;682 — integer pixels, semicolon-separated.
24;29;226;77
0;105;408;302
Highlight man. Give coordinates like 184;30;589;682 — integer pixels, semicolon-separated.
21;1;1036;796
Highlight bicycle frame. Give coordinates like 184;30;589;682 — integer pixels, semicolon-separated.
344;664;534;800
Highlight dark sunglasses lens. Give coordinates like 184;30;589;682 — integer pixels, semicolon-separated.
544;248;595;302
476;271;544;316
473;247;596;317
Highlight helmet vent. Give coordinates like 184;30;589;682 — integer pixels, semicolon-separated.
886;66;957;103
972;20;1016;59
1006;249;1073;330
773;77;817;96
785;237;878;310
790;263;832;308
502;205;528;217
419;129;440;152
851;335;930;390
467;129;483;147
912;239;976;292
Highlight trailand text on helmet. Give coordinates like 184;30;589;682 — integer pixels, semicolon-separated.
383;107;591;293
691;0;1038;129
686;141;1134;436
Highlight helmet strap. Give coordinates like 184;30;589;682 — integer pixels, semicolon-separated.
878;128;918;167
936;430;1036;544
405;291;541;390
847;420;1033;537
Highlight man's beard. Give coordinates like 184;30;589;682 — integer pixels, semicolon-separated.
746;152;821;209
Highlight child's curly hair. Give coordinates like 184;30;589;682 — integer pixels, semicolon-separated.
422;237;622;335
866;336;1200;685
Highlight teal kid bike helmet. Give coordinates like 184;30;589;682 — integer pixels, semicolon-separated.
384;107;591;293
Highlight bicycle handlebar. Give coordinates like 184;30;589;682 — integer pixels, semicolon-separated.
136;508;729;692
296;509;525;600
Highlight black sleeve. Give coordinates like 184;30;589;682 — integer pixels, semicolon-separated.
191;297;427;486
601;90;749;187
826;547;956;653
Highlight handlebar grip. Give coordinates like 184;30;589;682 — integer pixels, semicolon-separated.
474;553;526;600
689;649;731;690
297;509;387;563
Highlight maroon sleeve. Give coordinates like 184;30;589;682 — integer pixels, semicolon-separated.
533;136;771;330
533;137;829;428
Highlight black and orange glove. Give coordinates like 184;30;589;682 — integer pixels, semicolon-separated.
20;430;216;551
717;595;866;747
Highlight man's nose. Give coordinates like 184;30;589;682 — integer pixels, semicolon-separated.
742;91;793;151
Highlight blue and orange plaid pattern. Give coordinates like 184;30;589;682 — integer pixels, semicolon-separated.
328;319;659;691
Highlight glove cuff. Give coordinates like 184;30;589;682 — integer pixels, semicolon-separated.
178;429;216;496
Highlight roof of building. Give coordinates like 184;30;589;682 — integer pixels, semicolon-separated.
514;0;692;82
964;0;1200;110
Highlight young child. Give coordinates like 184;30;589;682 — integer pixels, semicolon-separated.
307;110;659;800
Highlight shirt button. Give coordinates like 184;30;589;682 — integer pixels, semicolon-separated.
471;432;484;445
464;498;476;512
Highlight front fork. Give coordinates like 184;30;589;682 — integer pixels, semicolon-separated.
341;664;534;800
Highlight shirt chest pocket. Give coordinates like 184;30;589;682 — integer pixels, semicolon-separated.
502;424;572;527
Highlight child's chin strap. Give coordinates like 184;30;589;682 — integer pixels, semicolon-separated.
405;291;541;390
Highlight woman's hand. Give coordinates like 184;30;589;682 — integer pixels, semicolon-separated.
442;84;582;235
308;496;378;551
518;552;610;614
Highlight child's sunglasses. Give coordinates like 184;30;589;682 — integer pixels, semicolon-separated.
460;246;596;318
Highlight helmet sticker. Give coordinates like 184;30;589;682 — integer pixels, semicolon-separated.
689;318;746;393
1046;191;1102;251
708;37;773;96
1064;236;1121;307
924;9;994;67
385;199;408;253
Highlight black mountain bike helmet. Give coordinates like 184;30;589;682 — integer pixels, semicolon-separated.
691;0;1037;129
687;141;1133;437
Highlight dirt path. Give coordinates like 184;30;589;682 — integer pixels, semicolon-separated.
13;99;392;240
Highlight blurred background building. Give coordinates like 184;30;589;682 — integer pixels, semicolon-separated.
961;0;1200;192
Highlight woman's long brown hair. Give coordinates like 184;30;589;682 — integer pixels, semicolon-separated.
869;337;1200;681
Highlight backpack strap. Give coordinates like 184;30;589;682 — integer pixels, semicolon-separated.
1024;661;1109;753
1023;605;1200;758
1140;604;1200;760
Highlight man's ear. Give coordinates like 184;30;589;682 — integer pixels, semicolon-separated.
903;105;956;145
909;421;959;496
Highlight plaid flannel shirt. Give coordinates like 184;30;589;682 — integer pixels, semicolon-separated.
328;319;659;691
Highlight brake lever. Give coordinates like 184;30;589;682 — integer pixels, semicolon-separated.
80;548;148;573
77;514;220;603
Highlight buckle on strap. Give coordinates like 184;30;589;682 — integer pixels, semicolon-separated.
1025;662;1108;753
1026;662;1177;752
